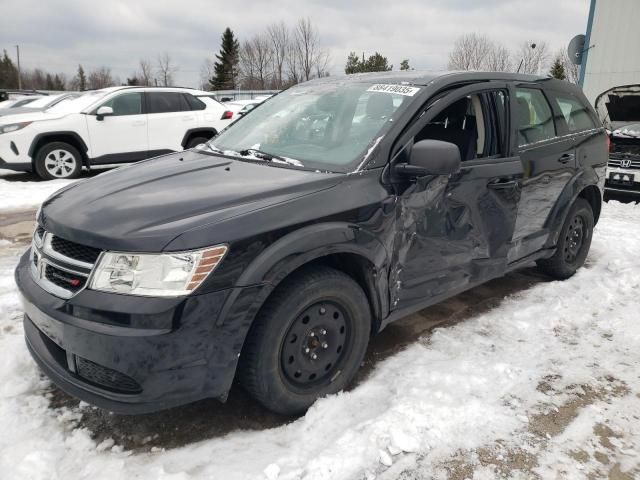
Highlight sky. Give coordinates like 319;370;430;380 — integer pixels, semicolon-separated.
0;0;591;88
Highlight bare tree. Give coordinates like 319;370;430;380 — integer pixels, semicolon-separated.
267;21;289;88
558;47;580;84
486;44;513;72
293;17;329;82
87;67;115;89
285;41;301;85
200;58;215;90
139;58;153;86
156;52;177;86
516;41;549;74
252;33;274;89
239;40;258;88
448;33;493;71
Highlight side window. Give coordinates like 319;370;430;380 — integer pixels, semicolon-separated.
414;90;507;161
184;94;206;111
147;92;187;114
550;93;596;132
515;88;556;146
100;93;143;116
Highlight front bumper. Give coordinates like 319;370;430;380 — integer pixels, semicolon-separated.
16;250;259;414
604;165;640;195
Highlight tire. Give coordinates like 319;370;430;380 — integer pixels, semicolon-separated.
238;266;371;415
536;198;594;279
186;136;210;149
34;142;82;180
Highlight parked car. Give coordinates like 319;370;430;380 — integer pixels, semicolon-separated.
0;93;80;117
16;72;606;415
0;86;228;179
226;99;264;119
594;84;640;197
0;96;41;109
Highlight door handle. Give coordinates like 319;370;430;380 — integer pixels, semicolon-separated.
487;179;519;190
132;120;146;126
557;153;575;164
182;116;195;121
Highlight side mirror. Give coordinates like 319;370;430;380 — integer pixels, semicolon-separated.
396;139;461;177
96;106;114;121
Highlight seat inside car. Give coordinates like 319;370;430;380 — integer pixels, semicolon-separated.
416;97;479;161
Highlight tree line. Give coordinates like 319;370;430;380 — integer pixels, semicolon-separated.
447;33;580;83
205;18;330;91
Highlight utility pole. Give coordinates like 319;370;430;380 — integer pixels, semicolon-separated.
15;45;21;90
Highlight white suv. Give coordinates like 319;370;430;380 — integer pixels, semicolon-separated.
0;87;229;179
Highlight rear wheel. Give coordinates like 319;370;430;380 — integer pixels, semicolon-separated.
536;198;594;279
238;266;371;415
34;142;82;180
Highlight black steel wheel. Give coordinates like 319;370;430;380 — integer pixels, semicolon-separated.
238;266;371;415
537;198;594;279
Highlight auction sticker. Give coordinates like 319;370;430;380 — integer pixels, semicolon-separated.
367;84;420;96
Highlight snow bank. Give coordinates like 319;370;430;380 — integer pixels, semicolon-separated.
0;170;78;212
0;201;639;479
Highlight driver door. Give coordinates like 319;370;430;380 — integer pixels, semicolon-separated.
85;91;148;164
389;83;524;311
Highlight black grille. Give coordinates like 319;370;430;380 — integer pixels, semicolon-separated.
50;236;101;264
35;226;45;242
32;251;38;268
75;356;141;393
44;264;86;292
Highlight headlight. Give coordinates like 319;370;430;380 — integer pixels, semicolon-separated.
89;245;227;297
0;121;32;134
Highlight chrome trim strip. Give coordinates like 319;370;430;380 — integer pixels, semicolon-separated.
42;233;95;270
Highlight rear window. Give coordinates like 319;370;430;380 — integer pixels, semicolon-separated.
550;93;597;132
515;88;556;146
147;92;188;114
184;94;206;111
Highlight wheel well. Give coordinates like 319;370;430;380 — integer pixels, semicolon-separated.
30;134;88;167
182;129;217;148
578;185;602;224
268;253;382;335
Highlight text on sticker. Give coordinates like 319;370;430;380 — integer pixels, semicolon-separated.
367;84;420;96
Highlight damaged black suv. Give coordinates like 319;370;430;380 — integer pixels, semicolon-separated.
16;72;607;415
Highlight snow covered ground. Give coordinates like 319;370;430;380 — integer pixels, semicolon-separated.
0;201;638;479
0;169;80;211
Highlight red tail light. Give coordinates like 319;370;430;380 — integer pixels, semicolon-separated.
221;111;233;120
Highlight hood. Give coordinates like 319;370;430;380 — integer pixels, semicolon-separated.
40;150;343;252
595;84;640;131
0;106;44;117
0;110;68;126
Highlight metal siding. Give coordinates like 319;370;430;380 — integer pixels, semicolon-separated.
582;0;640;104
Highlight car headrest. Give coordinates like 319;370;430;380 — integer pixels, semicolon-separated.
516;97;531;127
366;93;394;119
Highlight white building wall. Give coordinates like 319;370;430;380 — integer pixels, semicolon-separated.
582;0;640;104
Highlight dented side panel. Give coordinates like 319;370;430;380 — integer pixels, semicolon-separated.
389;158;523;312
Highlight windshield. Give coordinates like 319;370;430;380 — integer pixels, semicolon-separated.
46;90;109;114
210;81;420;171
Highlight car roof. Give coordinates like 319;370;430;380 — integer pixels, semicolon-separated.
304;70;550;87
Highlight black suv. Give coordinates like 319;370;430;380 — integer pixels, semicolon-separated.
16;72;607;415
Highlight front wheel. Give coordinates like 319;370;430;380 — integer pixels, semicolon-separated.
536;198;594;279
34;142;82;180
238;266;371;415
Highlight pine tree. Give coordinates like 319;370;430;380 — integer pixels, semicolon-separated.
363;52;392;72
400;59;411;71
76;65;86;91
45;73;54;90
210;27;240;90
549;56;566;80
0;50;19;89
53;74;65;90
345;52;362;74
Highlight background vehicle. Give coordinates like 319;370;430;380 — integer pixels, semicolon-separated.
17;72;606;416
595;84;640;197
0;86;228;179
0;93;80;117
226;99;264;119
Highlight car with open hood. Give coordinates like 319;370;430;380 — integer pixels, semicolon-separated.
16;71;607;415
595;85;640;196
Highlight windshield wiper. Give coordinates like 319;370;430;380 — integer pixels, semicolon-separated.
238;148;303;167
